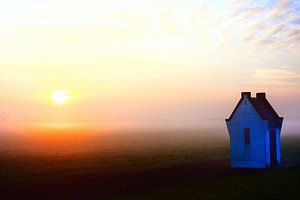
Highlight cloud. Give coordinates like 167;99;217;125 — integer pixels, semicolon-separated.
266;24;285;37
234;7;263;21
221;0;300;52
291;18;300;25
251;68;300;86
267;0;293;19
0;0;299;60
287;29;300;37
241;23;267;42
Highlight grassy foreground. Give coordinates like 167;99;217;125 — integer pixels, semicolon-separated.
105;166;300;200
104;135;300;200
0;131;299;200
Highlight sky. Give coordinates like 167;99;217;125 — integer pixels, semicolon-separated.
0;0;299;132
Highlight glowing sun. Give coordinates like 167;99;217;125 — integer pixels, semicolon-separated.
51;90;71;105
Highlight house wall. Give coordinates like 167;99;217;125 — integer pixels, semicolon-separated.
266;128;281;167
265;130;270;166
226;96;268;168
276;128;281;164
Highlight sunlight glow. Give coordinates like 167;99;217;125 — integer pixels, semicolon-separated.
0;0;299;130
51;90;71;105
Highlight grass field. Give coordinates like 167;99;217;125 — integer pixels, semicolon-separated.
0;130;299;199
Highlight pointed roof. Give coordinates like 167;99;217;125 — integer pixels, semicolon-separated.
250;95;280;120
226;92;283;123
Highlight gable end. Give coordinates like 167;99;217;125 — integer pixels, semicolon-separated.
226;92;265;122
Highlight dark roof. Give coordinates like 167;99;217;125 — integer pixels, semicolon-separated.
226;92;283;122
250;97;280;120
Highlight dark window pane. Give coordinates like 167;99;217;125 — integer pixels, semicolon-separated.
244;128;250;144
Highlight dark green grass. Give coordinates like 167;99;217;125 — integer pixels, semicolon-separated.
0;131;299;200
103;135;300;200
0;131;229;185
104;167;300;200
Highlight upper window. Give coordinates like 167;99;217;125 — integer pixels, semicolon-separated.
244;128;250;144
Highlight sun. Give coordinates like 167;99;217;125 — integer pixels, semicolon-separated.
51;90;71;105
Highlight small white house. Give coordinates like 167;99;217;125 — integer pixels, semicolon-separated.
225;92;283;168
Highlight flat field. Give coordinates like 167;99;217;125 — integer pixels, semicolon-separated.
0;130;299;199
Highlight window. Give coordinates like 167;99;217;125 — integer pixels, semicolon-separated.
244;128;250;144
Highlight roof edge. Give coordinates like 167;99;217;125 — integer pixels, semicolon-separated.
226;92;267;122
226;92;283;122
225;97;244;122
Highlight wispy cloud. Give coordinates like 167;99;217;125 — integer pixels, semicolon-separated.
267;0;293;19
250;68;300;86
222;0;300;52
266;24;285;38
0;0;299;62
